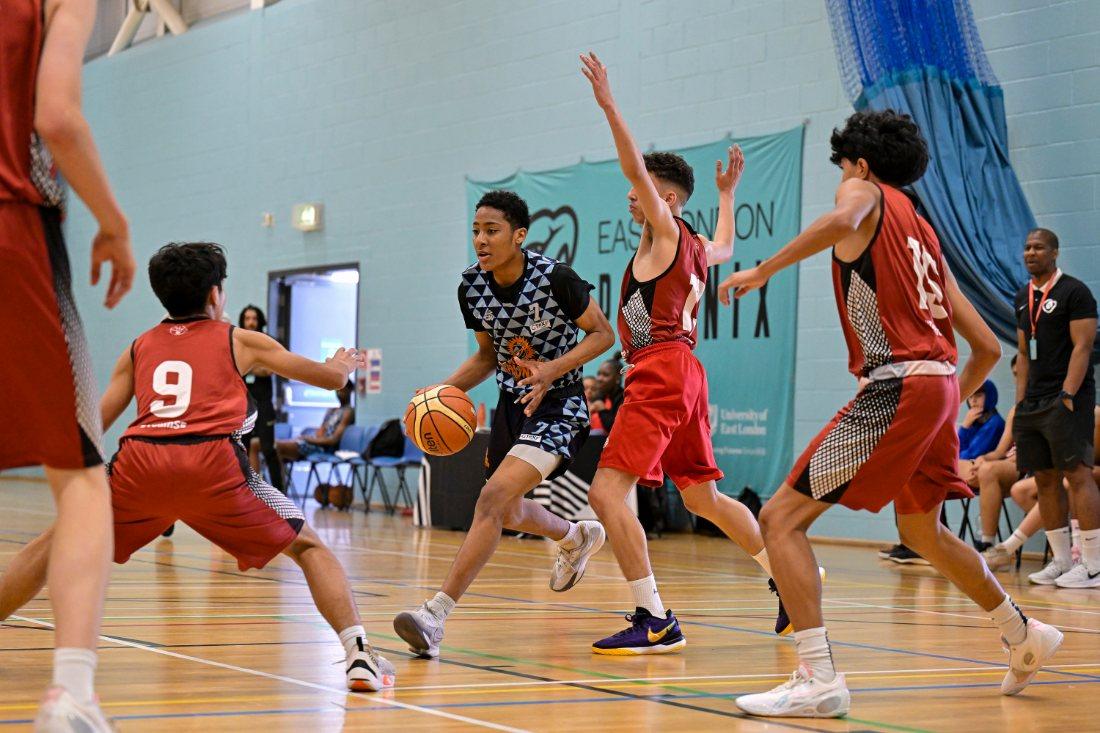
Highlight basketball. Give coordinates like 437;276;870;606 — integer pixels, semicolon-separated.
404;385;476;456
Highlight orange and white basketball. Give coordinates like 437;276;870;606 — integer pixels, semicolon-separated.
404;384;476;456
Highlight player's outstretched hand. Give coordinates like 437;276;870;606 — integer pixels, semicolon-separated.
326;347;366;379
90;225;135;309
580;51;614;109
715;144;744;194
514;357;556;416
717;266;769;305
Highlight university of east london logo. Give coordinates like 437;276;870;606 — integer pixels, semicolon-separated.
526;206;579;266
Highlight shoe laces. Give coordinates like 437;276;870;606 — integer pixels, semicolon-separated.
771;664;812;692
606;613;648;640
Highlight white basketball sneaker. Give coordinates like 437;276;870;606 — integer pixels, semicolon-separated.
34;686;115;732
1028;559;1074;585
1001;618;1064;695
393;602;445;659
550;520;606;592
346;638;397;692
735;664;850;718
1053;562;1100;589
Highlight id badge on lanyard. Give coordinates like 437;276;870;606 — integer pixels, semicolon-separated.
1027;268;1061;361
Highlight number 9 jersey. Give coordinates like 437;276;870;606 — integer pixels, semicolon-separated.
122;316;256;441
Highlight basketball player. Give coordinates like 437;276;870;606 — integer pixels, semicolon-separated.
393;190;615;659
577;53;796;655
0;243;396;695
719;110;1062;717
1;1;136;728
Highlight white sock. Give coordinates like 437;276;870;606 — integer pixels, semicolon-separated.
1080;528;1100;571
52;648;96;704
559;522;582;550
1001;528;1029;554
981;534;996;545
793;627;836;682
989;596;1028;646
752;548;772;577
427;591;456;619
628;575;666;616
1046;527;1072;566
338;625;367;658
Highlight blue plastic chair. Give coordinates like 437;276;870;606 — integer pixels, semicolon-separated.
305;425;367;509
367;436;424;514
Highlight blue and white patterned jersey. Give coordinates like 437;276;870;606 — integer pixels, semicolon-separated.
458;250;592;397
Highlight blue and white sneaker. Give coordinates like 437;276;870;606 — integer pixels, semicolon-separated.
592;608;686;655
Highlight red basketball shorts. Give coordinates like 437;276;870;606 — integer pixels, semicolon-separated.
599;341;723;490
110;437;304;570
788;374;971;515
0;204;102;470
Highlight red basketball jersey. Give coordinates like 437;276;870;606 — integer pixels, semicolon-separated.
123;318;255;440
617;217;708;361
833;184;958;377
0;0;47;206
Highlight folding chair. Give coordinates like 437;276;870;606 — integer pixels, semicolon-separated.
304;425;369;509
282;427;317;504
366;437;424;514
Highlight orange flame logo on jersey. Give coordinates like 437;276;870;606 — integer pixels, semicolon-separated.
502;337;538;380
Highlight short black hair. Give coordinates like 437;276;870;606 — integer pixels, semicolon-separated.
1027;227;1059;250
476;190;530;230
238;304;267;330
643;152;694;201
829;109;929;187
148;242;227;317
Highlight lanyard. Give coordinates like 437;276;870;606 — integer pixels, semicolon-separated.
1027;268;1061;336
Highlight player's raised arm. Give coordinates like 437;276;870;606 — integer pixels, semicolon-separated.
233;328;362;390
944;266;1001;401
717;177;878;304
580;52;677;242
100;347;135;432
439;331;498;393
703;145;744;266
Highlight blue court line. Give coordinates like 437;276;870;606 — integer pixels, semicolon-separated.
3;678;1098;726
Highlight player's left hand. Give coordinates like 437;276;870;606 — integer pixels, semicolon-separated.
715;144;744;194
514;357;556;416
718;266;769;305
327;347;367;378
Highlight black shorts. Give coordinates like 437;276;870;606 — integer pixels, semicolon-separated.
486;390;589;481
1013;388;1095;473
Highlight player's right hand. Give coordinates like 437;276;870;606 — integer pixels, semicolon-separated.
90;224;135;309
580;51;614;109
717;266;769;305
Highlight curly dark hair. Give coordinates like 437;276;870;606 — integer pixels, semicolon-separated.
476;190;530;230
148;242;227;317
643;151;694;201
829;110;929;187
238;303;267;331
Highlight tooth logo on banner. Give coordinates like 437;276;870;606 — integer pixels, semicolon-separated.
526;206;579;266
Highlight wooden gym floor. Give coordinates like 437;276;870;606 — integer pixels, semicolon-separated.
1;476;1098;732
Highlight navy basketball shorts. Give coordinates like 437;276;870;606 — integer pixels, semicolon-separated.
486;389;589;480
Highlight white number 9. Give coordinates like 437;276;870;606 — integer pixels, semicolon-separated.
151;360;193;418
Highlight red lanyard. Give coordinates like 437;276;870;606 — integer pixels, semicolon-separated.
1027;268;1061;336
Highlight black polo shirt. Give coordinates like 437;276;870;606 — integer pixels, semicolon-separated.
1015;272;1096;400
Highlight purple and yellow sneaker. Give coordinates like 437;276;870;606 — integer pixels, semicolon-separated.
592;608;686;655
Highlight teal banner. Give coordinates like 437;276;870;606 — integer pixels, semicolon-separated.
466;126;804;496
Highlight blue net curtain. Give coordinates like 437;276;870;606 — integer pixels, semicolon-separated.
826;0;1031;343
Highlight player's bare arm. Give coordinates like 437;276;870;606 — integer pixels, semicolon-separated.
515;298;614;415
702;145;744;267
233;328;363;390
100;347;135;432
37;0;134;309
437;331;498;393
718;177;878;304
944;266;1001;401
580;52;678;255
1062;317;1098;410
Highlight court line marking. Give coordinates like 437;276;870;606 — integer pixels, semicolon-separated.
9;615;526;733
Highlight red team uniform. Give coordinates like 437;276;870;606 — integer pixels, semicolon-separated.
0;1;102;470
599;217;722;489
111;317;304;569
788;184;970;514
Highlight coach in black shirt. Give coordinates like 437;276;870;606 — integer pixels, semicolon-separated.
1013;227;1099;588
